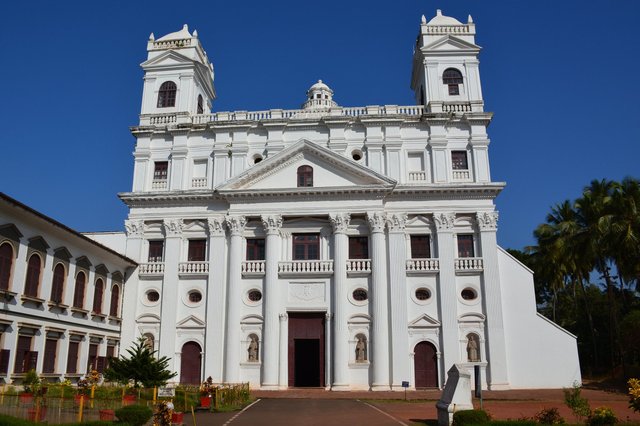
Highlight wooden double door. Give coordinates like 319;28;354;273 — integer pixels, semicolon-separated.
414;341;438;388
288;312;325;387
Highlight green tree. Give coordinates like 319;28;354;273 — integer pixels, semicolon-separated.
103;337;176;388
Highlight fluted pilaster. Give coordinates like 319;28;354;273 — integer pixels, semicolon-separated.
224;215;246;382
329;212;350;390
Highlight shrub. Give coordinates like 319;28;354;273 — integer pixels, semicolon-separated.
587;407;617;426
534;407;564;424
453;409;491;426
115;404;153;426
563;383;591;421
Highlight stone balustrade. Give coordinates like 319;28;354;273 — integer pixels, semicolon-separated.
452;170;471;181
346;259;371;275
241;260;266;276
278;260;334;276
442;102;472;113
408;171;427;182
423;24;473;35
139;262;165;276
178;261;209;275
191;177;207;188
406;258;440;274
454;257;484;271
152;179;167;190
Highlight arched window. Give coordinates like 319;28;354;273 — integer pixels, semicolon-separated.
197;95;204;114
51;263;65;303
24;254;41;297
92;278;104;314
157;81;177;108
297;165;313;187
73;271;86;309
110;284;120;317
0;243;13;291
443;68;463;95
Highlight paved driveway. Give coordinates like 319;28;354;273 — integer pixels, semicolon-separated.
195;398;407;426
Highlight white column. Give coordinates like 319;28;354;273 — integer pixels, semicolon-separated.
329;213;350;390
434;212;459;381
367;212;390;390
386;213;410;390
34;328;46;373
159;219;183;372
204;217;227;382
324;312;332;390
55;333;68;375
40;249;54;301
278;313;288;388
476;211;510;389
224;215;246;383
3;328;18;376
122;220;144;351
12;237;29;294
261;215;282;389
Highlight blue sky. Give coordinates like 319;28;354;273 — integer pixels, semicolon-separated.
1;1;639;250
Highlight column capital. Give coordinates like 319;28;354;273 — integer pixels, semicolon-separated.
325;312;333;322
476;211;499;231
385;213;407;233
207;216;226;236
433;212;456;231
225;215;247;237
366;212;386;234
163;219;183;237
329;213;351;234
279;313;288;322
124;220;144;237
261;215;283;235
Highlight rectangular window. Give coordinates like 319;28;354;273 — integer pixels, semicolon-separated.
66;341;79;374
451;151;468;170
106;345;115;369
246;238;265;261
148;241;164;262
96;356;107;373
43;339;58;373
153;162;168;180
348;237;369;259
410;235;431;258
457;234;475;258
87;343;98;372
14;335;32;373
448;84;460;96
187;240;206;262
292;234;319;260
0;349;10;374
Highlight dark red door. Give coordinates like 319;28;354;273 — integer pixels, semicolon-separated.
288;313;325;387
414;341;438;388
180;342;202;384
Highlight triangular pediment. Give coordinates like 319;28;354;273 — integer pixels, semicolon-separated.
141;50;200;69
217;139;396;194
54;247;72;262
176;315;205;329
409;313;441;328
423;35;481;52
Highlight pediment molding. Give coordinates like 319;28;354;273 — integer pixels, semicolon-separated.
422;34;480;52
136;313;161;323
409;313;441;328
176;315;205;328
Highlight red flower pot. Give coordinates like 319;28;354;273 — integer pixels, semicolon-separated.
122;394;137;405
27;407;46;422
200;396;212;408
19;393;34;404
74;394;86;405
99;409;115;421
172;411;184;424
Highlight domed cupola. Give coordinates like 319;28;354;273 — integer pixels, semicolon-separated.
302;80;338;109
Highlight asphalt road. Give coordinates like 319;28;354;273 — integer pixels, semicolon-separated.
195;398;408;426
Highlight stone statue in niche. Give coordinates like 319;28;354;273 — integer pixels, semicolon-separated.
466;334;479;362
355;335;367;362
248;335;259;362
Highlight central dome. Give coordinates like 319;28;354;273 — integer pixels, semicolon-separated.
302;80;338;110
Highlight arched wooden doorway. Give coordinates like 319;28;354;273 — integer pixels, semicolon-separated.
414;341;438;388
180;341;202;384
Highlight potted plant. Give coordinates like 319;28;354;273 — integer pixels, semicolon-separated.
20;369;41;404
123;385;138;405
199;376;214;409
170;399;184;424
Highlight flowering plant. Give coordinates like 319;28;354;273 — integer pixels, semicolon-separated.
629;378;640;413
199;376;214;396
87;369;101;385
76;378;89;395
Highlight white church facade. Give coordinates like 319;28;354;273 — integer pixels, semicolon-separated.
0;10;581;390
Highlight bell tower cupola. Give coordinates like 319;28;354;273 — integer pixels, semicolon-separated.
139;24;216;118
302;80;338;109
410;10;484;113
